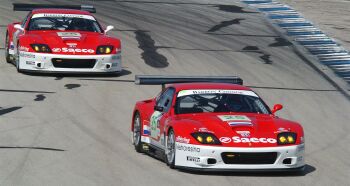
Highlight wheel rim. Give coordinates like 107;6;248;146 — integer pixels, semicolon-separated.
166;130;175;163
133;116;141;145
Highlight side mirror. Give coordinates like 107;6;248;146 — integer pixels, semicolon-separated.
272;104;283;114
104;25;114;34
14;24;24;32
154;105;164;112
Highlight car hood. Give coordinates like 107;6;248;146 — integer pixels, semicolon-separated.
174;113;302;147
24;31;120;55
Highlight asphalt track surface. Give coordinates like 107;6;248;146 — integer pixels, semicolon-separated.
0;0;349;185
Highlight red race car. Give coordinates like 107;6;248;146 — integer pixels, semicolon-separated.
131;75;305;172
5;4;121;73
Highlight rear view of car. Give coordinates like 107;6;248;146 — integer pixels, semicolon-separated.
5;4;121;73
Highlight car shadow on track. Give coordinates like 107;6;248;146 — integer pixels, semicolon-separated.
178;164;316;177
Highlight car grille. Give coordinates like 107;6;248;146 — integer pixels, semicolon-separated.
52;58;96;68
221;152;277;164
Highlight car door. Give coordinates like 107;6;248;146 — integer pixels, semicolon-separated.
149;88;175;149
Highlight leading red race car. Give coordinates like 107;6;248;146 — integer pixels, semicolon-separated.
131;75;305;172
5;4;121;73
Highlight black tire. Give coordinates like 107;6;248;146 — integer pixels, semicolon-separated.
15;43;22;73
165;129;176;169
5;32;12;63
133;112;144;153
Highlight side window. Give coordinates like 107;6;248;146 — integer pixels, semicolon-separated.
156;88;175;112
22;12;32;29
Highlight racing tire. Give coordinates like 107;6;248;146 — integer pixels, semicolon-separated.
15;44;23;73
5;32;12;63
165;129;176;169
133;112;144;153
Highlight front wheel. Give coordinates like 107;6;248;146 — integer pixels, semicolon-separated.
133;113;144;153
15;44;22;73
165;129;176;169
5;32;12;63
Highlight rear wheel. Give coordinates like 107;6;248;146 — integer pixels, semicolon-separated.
165;129;176;169
5;32;12;63
133;113;144;153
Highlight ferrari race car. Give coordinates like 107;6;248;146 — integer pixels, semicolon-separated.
131;76;305;172
5;4;121;73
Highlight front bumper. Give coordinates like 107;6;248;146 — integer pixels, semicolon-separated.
175;142;305;171
18;52;122;73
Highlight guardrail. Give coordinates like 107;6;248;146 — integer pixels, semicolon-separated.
242;0;350;84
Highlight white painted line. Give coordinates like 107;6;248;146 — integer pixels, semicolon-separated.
282;26;316;29
274;18;308;23
317;53;349;57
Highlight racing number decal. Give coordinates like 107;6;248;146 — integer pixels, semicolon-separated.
150;111;163;140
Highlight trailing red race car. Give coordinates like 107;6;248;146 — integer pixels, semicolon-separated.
131;75;305;172
5;4;121;73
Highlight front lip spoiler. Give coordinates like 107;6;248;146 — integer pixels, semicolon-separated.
20;69;122;75
176;165;305;173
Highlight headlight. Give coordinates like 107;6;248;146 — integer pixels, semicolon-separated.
30;44;51;53
96;45;114;54
277;132;297;145
191;132;221;145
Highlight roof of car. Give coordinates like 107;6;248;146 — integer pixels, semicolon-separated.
169;82;251;91
31;9;91;15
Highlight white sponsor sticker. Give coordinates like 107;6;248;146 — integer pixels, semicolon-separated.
218;115;251;122
177;89;258;97
32;13;95;20
57;32;81;37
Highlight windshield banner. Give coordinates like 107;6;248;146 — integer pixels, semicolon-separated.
32;13;95;21
177;89;258;97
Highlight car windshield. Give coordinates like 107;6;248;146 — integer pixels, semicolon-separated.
175;89;270;114
27;13;102;32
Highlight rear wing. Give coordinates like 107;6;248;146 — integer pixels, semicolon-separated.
13;3;96;13
135;75;243;90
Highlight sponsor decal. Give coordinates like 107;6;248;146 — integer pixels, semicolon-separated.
232;136;277;143
177;89;258;97
219;137;232;143
176;144;200;152
176;136;190;144
19;46;29;52
52;48;61;52
32;13;96;21
20;53;35;58
57;32;81;37
52;48;95;54
150;111;163;139
187;156;200;162
66;43;77;48
143;125;149;135
236;131;250;137
197;128;214;133
26;61;35;65
10;42;14;49
218;115;251;122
